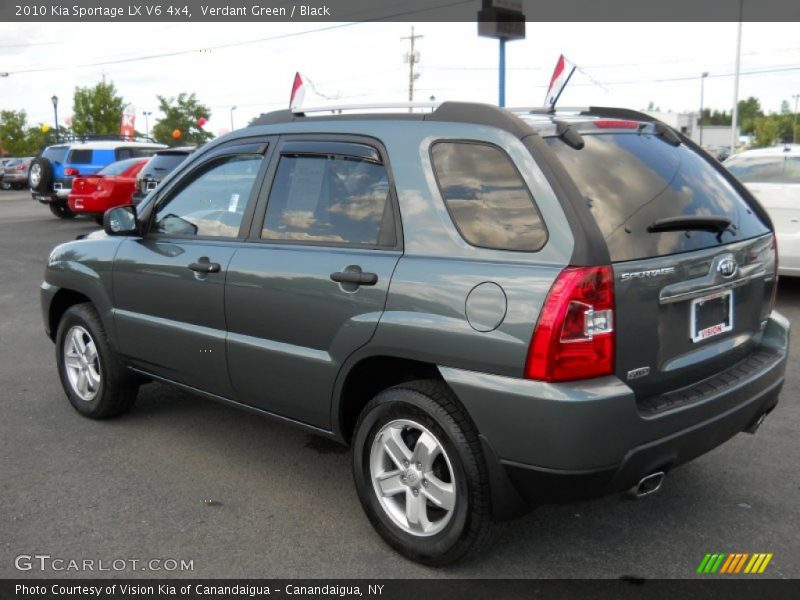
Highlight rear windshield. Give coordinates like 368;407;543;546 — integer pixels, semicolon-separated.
545;133;770;262
97;158;144;176
42;146;69;164
142;153;189;177
725;154;800;184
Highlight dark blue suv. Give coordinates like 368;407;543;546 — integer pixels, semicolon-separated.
30;139;164;218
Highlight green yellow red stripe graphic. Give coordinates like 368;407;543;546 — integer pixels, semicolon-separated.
697;552;773;574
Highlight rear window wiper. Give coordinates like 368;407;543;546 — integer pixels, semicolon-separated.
648;215;732;235
638;122;682;146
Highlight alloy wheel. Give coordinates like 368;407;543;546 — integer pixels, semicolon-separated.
369;418;456;536
63;325;101;401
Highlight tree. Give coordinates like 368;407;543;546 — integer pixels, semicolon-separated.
0;110;33;155
151;93;213;145
753;116;780;148
71;79;125;136
737;96;763;135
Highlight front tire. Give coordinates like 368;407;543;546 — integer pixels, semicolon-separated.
352;380;496;565
49;201;76;219
56;303;138;419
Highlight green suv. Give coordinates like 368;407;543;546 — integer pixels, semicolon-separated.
41;102;788;565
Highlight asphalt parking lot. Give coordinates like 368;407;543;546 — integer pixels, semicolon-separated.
1;188;798;579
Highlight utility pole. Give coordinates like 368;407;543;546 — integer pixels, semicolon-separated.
401;27;423;108
731;0;743;152
699;72;709;146
793;93;799;144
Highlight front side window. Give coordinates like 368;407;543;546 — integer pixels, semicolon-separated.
430;142;547;251
153;154;263;238
262;153;396;246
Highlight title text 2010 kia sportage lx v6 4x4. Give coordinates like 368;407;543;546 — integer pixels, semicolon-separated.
41;102;788;565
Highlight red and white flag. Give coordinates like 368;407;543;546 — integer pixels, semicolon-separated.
544;55;576;108
290;72;306;111
119;104;136;139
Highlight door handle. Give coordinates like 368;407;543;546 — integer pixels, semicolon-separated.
188;257;221;274
330;270;378;286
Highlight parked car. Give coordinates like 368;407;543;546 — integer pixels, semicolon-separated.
132;146;196;204
29;138;165;219
1;156;33;190
725;144;800;276
68;157;150;222
42;102;787;565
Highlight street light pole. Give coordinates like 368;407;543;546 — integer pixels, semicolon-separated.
230;105;237;131
699;72;709;146
51;95;59;143
143;111;152;138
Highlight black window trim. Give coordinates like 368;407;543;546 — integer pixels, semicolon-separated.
144;141;272;241
247;133;404;252
429;139;550;253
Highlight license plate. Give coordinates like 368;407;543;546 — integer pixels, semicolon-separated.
690;290;734;343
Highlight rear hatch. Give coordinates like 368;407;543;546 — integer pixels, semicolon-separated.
545;123;776;406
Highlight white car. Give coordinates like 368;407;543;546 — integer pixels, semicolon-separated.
725;144;800;276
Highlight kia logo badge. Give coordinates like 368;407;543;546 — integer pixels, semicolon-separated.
717;257;738;278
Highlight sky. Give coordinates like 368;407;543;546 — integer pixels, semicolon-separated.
0;21;798;137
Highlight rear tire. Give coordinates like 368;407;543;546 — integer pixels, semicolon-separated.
55;303;138;419
352;380;496;565
0;180;11;191
49;201;76;219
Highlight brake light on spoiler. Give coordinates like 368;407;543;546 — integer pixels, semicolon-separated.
525;266;615;382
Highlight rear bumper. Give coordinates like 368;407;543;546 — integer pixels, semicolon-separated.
440;312;789;516
68;194;112;214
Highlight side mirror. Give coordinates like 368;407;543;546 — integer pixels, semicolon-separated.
103;205;139;236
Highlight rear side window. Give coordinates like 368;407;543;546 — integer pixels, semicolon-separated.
262;153;396;247
430;142;546;251
67;149;93;165
545;133;770;262
145;153;189;176
726;155;800;184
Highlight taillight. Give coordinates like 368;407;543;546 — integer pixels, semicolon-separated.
770;235;779;312
65;168;79;176
525;265;615;382
15;163;26;171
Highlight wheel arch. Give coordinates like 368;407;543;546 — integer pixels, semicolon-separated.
332;353;453;445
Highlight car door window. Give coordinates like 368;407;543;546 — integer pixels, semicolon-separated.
261;152;396;246
154;154;263;238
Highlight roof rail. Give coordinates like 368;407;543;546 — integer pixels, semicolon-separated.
509;106;658;123
55;133;159;144
250;101;537;140
292;102;439;115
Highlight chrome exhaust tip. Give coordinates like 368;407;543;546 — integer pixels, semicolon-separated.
627;471;665;499
744;412;768;435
